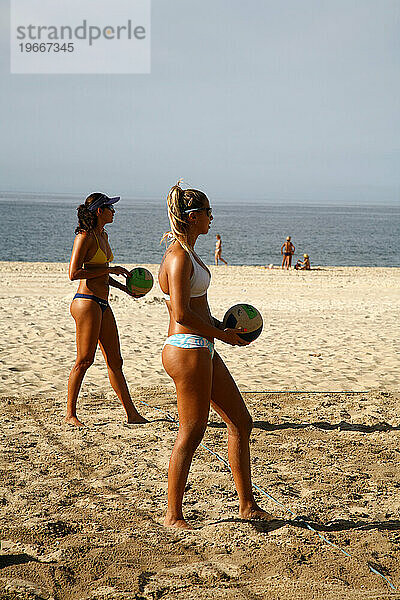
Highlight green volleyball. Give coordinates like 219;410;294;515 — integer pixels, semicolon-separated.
222;303;263;342
127;267;154;297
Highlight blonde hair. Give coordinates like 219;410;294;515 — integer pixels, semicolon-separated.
161;180;208;252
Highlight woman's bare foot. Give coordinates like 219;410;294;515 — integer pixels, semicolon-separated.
163;515;193;529
239;504;274;521
127;413;148;424
65;415;85;427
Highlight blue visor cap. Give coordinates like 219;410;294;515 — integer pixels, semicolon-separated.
88;194;120;212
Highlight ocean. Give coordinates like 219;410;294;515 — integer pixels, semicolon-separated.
0;194;399;267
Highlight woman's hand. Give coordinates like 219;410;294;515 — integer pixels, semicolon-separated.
212;317;224;330
109;265;131;277
220;328;250;346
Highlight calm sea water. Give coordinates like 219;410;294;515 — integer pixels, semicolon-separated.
0;195;399;266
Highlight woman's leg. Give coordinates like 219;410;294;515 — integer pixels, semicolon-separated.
98;307;147;423
162;345;213;528
284;255;290;269
211;352;272;520
66;299;102;426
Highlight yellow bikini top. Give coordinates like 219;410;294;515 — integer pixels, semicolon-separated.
85;231;113;264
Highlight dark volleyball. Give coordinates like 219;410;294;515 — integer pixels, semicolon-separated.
222;304;263;342
127;267;154;297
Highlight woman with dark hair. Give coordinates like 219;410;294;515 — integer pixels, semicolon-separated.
158;181;272;528
66;192;146;427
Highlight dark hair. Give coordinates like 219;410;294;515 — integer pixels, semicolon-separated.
75;192;104;234
161;180;208;251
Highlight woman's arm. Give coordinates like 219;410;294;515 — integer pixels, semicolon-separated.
212;317;224;329
109;276;127;291
109;276;142;298
167;253;246;346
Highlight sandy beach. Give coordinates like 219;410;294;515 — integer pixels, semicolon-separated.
1;262;399;396
1;262;400;599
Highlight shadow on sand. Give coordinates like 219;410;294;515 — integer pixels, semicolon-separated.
208;419;399;433
205;515;400;535
0;553;38;569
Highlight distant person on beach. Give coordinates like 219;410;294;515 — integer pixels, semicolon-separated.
294;254;311;270
66;193;147;427
281;236;295;269
158;181;272;529
215;234;228;265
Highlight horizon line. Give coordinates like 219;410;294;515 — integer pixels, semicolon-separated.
0;190;398;207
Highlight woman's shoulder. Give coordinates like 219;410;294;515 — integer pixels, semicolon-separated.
165;240;189;257
75;230;91;241
76;229;94;238
162;242;191;270
74;230;95;248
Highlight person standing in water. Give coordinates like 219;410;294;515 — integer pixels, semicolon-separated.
66;192;147;427
158;181;272;529
281;236;295;269
215;234;228;265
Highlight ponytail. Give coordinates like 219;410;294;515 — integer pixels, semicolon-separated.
161;180;208;252
74;192;103;234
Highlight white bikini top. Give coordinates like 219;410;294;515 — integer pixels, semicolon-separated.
163;250;211;301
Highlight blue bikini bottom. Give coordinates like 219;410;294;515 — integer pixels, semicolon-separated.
73;293;109;314
163;334;214;358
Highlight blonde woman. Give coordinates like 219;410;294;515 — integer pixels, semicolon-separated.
295;254;311;270
158;181;272;529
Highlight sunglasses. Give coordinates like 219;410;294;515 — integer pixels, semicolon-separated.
104;205;115;213
184;207;213;217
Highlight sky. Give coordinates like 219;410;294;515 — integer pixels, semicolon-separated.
0;0;399;203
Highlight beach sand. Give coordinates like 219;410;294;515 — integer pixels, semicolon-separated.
1;262;399;599
1;262;399;395
1;390;399;599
